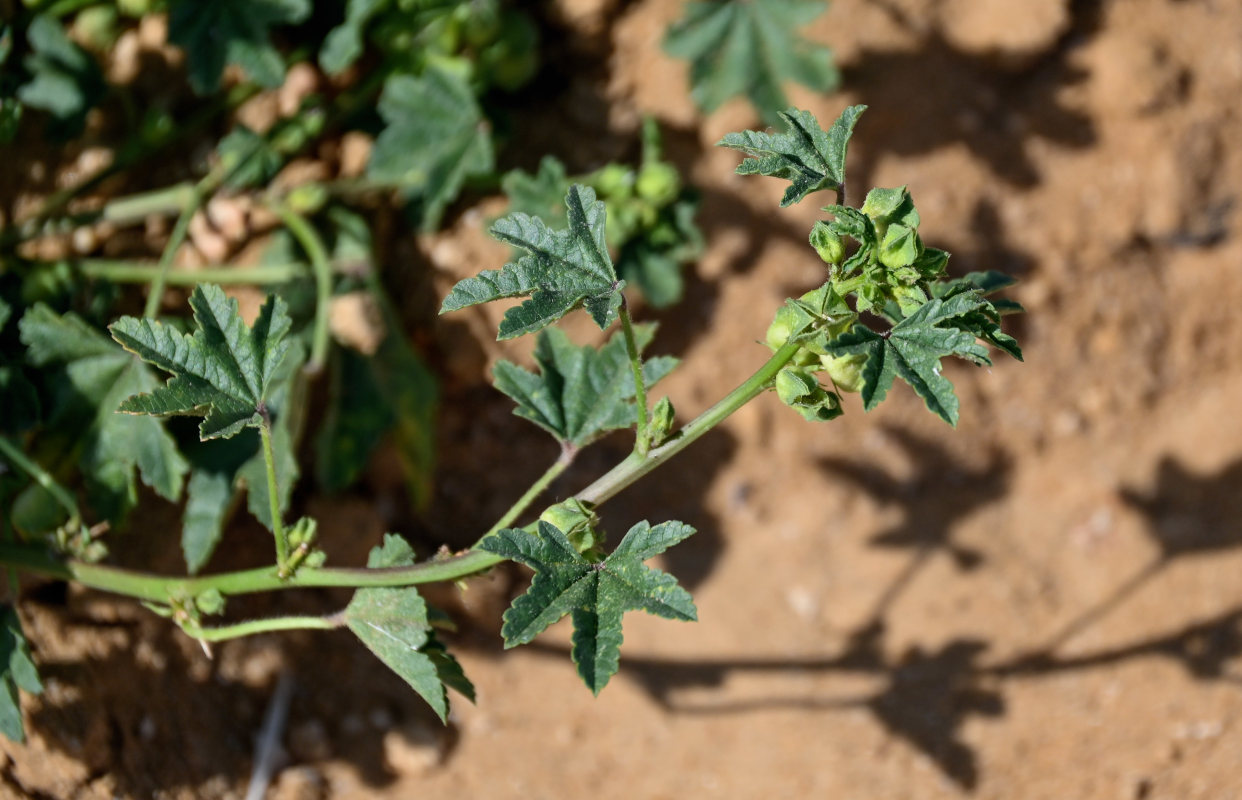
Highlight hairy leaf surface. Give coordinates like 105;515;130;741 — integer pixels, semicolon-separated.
492;325;676;448
480;520;697;694
441;184;624;339
825;294;992;426
718;105;865;206
367;68;494;231
664;0;837;124
168;0;311;94
346;535;473;721
109;284;293;440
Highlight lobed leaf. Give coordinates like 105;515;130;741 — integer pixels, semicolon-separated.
19;305;188;516
480;520;696;694
664;0;838;124
168;0;311;94
492;325;677;448
367;68;495;231
441;184;625;339
345;535;473;721
825;293;993;426
108;284;293;441
719;105;866;206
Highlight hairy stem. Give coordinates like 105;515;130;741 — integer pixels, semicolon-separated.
618;299;650;455
181;612;344;642
259;420;290;574
270;205;332;374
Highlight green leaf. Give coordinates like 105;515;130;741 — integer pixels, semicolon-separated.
367;68;495;231
19;305;189;514
317;332;437;506
719;105;866;206
441;184;625;339
824;293;993;426
167;0;311;94
319;0;389;75
480;519;697;695
216;125;283;191
0;606;41;743
492;325;676;448
108;284;293;441
502;156;570;222
17;15;105;137
182;468;233;573
345;534;473;721
664;0;838;124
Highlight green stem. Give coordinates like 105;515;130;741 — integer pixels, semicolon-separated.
78;259;309;285
270;204;332;374
142;178;212;318
0;342;804;600
259;420;290;574
0;437;79;525
477;448;575;544
578;339;802;505
618;299;650;455
182;612;343;643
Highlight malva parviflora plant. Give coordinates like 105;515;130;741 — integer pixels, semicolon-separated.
0;105;1021;736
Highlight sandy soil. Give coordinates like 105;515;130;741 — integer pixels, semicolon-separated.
5;0;1242;798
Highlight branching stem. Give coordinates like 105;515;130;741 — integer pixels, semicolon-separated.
77;259;309;285
0;340;804;600
142;177;214;318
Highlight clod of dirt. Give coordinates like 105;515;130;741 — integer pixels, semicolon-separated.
939;0;1070;68
329;291;386;356
338;133;373;179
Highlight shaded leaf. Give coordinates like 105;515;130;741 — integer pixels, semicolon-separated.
718;105;865;206
367;68;494;231
319;0;388;75
492;325;676;448
824;293;992;426
0;606;41;743
345;535;473;721
17;15;105;137
664;0;837;124
168;0;311;94
19;305;188;517
441;184;624;339
109;284;293;441
480;520;696;694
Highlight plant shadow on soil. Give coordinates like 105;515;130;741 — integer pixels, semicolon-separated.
842;0;1103;192
524;447;1242;791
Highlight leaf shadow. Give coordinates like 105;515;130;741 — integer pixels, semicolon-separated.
18;584;461;797
843;0;1103;191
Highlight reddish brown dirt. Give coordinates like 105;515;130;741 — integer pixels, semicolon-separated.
6;0;1242;798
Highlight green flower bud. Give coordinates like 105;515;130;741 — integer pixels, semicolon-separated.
809;221;844;265
774;367;842;422
593;163;634;200
635;162;681;207
819;352;866;393
647;396;677;449
195;589;226;616
540;499;600;553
